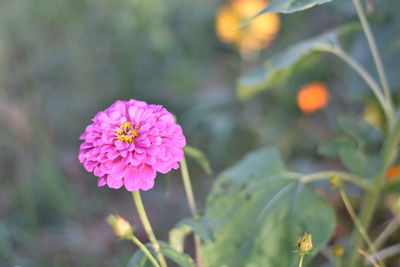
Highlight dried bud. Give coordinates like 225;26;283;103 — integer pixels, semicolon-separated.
329;176;342;188
332;244;344;258
107;215;133;238
297;232;313;254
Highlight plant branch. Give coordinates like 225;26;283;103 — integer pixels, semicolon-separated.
347;113;400;266
132;191;168;267
357;249;381;267
317;45;391;121
300;170;372;192
128;235;161;267
373;214;400;250
180;157;203;267
352;0;393;117
339;188;381;262
373;243;400;261
298;254;304;267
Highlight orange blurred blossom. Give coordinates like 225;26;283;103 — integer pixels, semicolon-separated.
297;82;330;114
215;0;280;57
387;165;400;180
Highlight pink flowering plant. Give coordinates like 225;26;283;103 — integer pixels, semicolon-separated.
78;0;400;266
79;99;185;191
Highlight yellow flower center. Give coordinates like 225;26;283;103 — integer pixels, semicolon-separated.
115;121;139;143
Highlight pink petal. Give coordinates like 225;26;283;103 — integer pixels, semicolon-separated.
110;161;127;180
124;165;156;191
94;166;105;177
140;177;155;191
84;160;97;172
107;175;124;189
97;176;107;186
107;150;120;160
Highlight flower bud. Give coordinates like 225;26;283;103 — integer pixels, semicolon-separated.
107;215;133;238
332;244;344;258
329;176;342;188
297;232;313;254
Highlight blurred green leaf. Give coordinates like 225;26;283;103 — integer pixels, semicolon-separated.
318;136;357;158
362;155;384;179
184;146;212;175
237;30;339;100
257;0;333;14
128;241;195;267
203;147;335;267
178;217;216;242
159;241;195;267
169;224;192;253
128;247;153;267
169;217;216;253
338;146;365;175
338;115;383;148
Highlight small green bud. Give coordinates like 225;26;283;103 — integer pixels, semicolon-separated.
332;244;344;258
297;232;313;255
329;176;342;188
107;215;133;238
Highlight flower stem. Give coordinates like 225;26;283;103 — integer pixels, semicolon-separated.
127;234;161;267
352;0;393;116
132;191;168;267
340;188;386;267
316;45;391;121
300;170;372;192
180;156;203;267
338;188;379;257
347;113;400;266
373;213;400;249
298;254;304;267
180;157;197;215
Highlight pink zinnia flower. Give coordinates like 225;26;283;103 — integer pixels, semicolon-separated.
78;100;186;191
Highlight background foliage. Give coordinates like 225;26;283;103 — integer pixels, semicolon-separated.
1;0;400;266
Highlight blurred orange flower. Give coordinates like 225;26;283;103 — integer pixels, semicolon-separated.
215;0;280;56
387;165;400;180
297;82;330;114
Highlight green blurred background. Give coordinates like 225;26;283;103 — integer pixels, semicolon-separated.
0;0;399;266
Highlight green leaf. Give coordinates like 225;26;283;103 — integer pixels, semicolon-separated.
318;136;357;158
159;241;195;267
169;224;192;253
203;147;335;267
338;115;383;148
177;217;217;242
237;30;339;100
169;217;217;253
184;146;212;175
338;147;365;175
128;241;195;267
362;155;384;180
128;245;154;267
257;0;333;14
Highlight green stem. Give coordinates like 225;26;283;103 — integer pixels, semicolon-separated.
180;157;203;267
338;188;380;258
316;45;391;121
347;113;400;266
335;258;342;267
347;189;380;266
128;235;161;267
352;0;393;116
298;254;304;267
180;157;197;215
132;191;168;267
373;213;400;250
300;170;372;192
